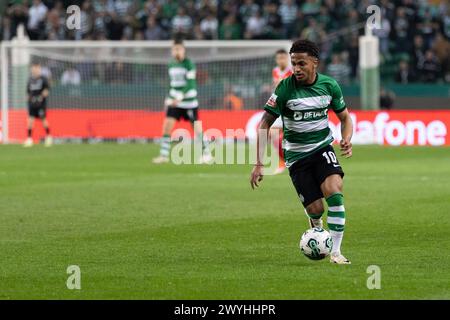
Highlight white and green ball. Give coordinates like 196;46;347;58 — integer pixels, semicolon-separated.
299;228;333;260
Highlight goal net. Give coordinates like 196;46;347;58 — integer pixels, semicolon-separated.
1;40;291;143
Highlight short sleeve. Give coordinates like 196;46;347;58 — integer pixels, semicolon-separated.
329;81;346;113
186;60;196;80
263;82;285;117
43;77;50;90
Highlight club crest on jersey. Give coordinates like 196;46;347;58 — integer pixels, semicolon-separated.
267;94;277;108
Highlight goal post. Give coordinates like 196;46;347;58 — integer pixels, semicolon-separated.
0;40;291;144
359;27;380;110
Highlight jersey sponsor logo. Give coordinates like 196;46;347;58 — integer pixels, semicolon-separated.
293;109;328;121
266;94;277;108
29;79;44;91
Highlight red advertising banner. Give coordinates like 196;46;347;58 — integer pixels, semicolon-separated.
1;109;449;145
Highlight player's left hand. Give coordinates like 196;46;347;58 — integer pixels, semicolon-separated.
340;139;352;158
250;165;264;189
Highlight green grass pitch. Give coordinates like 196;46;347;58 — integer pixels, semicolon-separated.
0;143;449;299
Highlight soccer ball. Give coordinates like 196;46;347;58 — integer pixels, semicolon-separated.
299;227;333;260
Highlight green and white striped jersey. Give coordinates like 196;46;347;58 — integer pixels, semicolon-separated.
264;73;346;167
168;58;198;109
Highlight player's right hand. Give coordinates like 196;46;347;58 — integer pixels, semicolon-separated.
250;165;264;189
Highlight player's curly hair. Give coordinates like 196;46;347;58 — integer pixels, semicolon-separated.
289;39;320;59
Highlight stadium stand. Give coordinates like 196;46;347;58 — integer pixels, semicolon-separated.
1;0;449;84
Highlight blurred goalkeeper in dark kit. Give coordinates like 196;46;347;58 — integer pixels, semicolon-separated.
24;62;52;147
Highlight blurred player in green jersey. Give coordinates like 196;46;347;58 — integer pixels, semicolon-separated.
153;38;211;164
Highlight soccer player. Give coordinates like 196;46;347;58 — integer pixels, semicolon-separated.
271;49;293;174
24;62;52;147
250;40;354;264
152;38;211;164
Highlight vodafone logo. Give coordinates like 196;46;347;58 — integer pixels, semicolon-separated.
245;111;448;146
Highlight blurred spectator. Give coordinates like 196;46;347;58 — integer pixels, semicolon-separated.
395;60;416;84
417;7;439;50
245;10;266;40
326;53;351;85
2;16;12;41
380;87;395;110
301;18;321;42
317;5;332;31
200;11;218;40
7;2;28;39
113;0;131;19
345;9;359;28
278;0;298;39
172;7;193;39
301;0;321;18
263;2;282;39
431;33;450;77
418;50;441;82
223;88;243;111
93;0;114;13
145;15;166;40
411;35;426;73
28;0;48;40
61;67;81;85
239;0;260;26
76;0;94;40
160;0;178;30
105;12;124;40
443;7;450;40
346;34;359;79
372;17;391;56
380;0;396;22
46;1;66;40
393;7;412;54
219;14;241;40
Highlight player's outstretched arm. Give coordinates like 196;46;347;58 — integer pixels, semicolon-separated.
336;108;353;158
250;111;277;189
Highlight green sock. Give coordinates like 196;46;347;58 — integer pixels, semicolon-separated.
160;134;170;157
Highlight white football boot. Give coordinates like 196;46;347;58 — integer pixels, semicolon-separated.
45;136;53;147
198;153;213;164
23;138;33;147
152;155;169;164
330;252;351;265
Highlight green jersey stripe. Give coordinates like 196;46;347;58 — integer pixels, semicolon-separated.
284;137;333;165
286;95;332;111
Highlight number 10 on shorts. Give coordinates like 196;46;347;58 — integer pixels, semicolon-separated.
322;151;339;166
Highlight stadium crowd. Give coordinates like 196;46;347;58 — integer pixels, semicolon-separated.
0;0;449;83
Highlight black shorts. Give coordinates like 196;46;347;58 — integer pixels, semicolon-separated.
166;107;198;123
288;144;344;207
28;103;47;119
